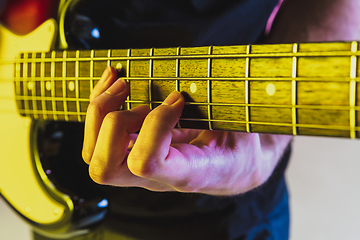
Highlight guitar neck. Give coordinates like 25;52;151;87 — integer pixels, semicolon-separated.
14;41;360;139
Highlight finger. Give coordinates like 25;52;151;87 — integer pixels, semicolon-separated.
82;77;129;164
88;105;150;185
90;66;118;102
127;91;186;179
90;106;176;191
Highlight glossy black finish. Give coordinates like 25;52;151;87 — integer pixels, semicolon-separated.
36;121;108;236
63;0;195;50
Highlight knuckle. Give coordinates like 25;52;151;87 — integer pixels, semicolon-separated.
102;111;125;127
89;171;103;185
144;106;168;125
128;154;158;178
104;110;122;122
128;162;154;179
88;153;117;185
144;105;180;129
143;112;161;126
89;162;112;185
87;100;105;118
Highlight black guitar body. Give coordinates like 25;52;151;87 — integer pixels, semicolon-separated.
35;120;107;227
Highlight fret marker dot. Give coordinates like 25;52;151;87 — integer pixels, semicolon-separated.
116;63;123;71
68;81;75;91
190;83;197;93
266;83;276;96
46;81;51;91
27;82;34;90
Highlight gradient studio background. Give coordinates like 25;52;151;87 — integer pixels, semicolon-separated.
1;0;360;239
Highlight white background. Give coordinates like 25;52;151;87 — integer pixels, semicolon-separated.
1;136;360;240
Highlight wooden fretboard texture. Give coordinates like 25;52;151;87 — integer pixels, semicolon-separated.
14;42;360;138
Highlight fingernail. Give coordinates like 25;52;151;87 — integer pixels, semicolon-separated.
105;78;126;95
162;91;181;105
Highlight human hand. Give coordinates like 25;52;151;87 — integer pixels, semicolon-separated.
82;66;292;196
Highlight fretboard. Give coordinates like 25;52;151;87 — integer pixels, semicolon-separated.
13;42;360;139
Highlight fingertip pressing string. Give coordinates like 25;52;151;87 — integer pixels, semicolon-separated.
162;91;182;106
105;78;126;95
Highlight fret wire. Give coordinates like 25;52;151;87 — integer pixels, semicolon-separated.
23;53;30;117
292;43;298;136
176;47;180;91
30;54;39;119
40;52;47;120
207;46;213;130
126;49;131;110
350;41;358;139
90;50;94;93
51;51;57;120
62;51;69;121
75;50;81;122
245;45;251;133
149;48;154;110
107;49;111;67
175;45;180;136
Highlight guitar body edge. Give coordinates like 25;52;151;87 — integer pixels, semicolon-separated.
0;19;90;238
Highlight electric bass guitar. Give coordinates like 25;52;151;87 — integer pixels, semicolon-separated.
1;5;360;240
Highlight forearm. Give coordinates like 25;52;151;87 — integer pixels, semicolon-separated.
267;0;360;43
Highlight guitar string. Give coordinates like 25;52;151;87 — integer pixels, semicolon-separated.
16;107;360;133
2;43;359;137
13;101;360;135
11;96;360;110
1;42;359;83
3;75;360;110
2;77;360;82
6;96;360;136
1;50;360;63
1;48;360;66
7;89;360;135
